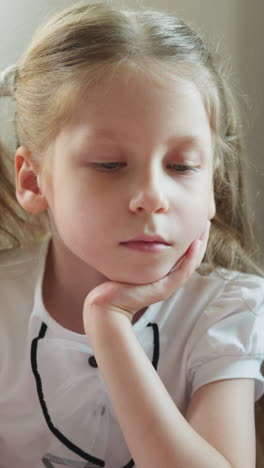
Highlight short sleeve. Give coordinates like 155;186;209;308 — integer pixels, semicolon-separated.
187;273;264;401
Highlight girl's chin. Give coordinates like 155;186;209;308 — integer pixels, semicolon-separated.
106;263;178;285
93;249;191;284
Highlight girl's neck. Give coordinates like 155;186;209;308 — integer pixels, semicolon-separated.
42;238;146;334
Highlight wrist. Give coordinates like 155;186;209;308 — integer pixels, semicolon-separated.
83;301;132;344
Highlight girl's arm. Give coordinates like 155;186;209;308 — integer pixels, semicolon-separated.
85;306;256;468
85;308;234;468
83;227;255;468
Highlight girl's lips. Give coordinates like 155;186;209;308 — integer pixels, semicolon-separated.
122;234;171;245
120;241;170;252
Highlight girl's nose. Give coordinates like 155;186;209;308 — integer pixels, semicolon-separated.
128;175;169;214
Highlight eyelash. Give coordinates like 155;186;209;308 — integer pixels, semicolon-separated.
91;162;197;173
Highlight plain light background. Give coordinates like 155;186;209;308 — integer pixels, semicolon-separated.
0;0;263;258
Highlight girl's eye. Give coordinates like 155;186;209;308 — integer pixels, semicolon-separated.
92;162;126;171
168;164;197;173
90;162;197;173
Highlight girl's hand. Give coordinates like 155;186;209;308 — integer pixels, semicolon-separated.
83;221;211;327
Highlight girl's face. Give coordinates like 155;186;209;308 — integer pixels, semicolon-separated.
41;66;215;284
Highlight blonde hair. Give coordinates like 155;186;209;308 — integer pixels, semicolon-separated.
0;1;262;274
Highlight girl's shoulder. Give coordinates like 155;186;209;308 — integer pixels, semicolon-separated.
0;241;42;277
184;268;264;401
0;238;49;370
0;237;49;317
0;233;50;275
190;265;264;315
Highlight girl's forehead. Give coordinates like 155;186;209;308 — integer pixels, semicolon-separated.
69;64;207;127
53;66;213;161
83;62;201;100
48;62;213;162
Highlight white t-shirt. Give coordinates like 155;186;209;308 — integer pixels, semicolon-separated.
0;237;263;468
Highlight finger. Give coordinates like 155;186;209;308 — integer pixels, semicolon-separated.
199;220;211;241
197;220;211;266
168;221;210;276
170;239;202;280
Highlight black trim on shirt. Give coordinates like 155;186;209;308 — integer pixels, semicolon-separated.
31;322;105;466
31;321;160;468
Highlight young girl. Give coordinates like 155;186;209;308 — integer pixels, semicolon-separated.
0;2;263;467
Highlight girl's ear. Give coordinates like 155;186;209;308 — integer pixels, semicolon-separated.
15;146;48;214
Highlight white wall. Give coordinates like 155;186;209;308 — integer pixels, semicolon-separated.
1;0;263;254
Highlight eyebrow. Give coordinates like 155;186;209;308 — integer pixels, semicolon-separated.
77;130;209;162
168;135;205;150
88;131;205;147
